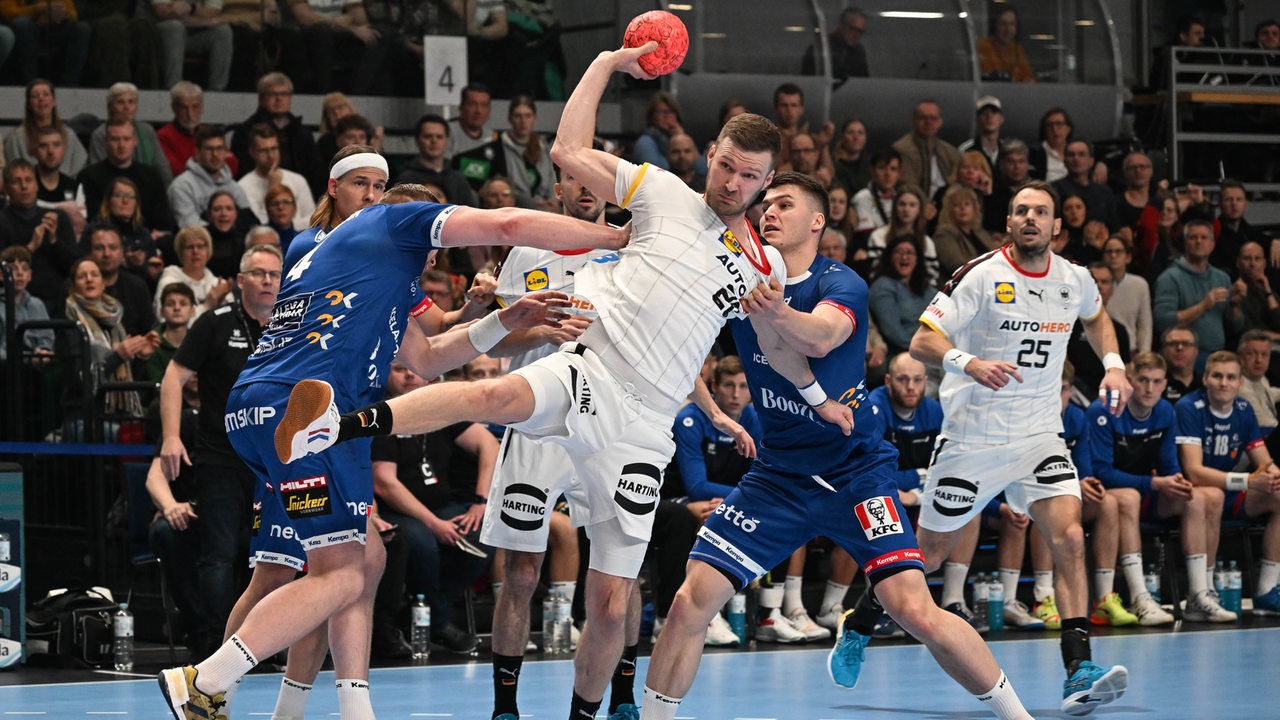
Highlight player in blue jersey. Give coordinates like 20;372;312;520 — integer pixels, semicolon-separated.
638;173;1034;720
1175;350;1280;616
1089;352;1217;624
158;162;628;719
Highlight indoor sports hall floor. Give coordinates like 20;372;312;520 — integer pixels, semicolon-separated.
0;618;1276;719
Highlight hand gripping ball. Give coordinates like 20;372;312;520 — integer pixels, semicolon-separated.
624;10;689;76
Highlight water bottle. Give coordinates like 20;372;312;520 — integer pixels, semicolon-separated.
972;573;989;621
554;592;573;654
411;594;431;663
1213;561;1226;597
1226;561;1243;615
987;577;1005;632
0;531;9;562
113;603;134;671
542;590;558;653
726;592;747;643
1144;564;1161;603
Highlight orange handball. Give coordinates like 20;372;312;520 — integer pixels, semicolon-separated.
623;10;689;76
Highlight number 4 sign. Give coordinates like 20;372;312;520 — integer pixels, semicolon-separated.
423;35;469;107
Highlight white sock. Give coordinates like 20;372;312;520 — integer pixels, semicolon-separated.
1033;570;1055;602
271;677;312;720
757;584;783;611
998;568;1021;604
941;562;970;607
336;679;373;720
1093;568;1115;600
1258;560;1280;595
782;575;805;615
194;635;258;695
640;686;682;720
550;580;577;606
1186;554;1208;596
976;671;1033;720
820;580;850;613
1119;553;1146;598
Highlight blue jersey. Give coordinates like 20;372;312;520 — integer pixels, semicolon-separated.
730;254;894;477
283;226;320;272
667;402;762;501
1089;398;1179;494
1061;402;1094;478
1175;390;1265;472
237;202;452;405
868;386;943;491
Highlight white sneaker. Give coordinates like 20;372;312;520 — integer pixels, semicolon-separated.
1182;590;1238;623
704;612;741;646
570;623;581;650
275;379;341;463
756;608;807;643
787;608;832;640
1003;600;1046;630
815;604;844;630
1130;593;1175;626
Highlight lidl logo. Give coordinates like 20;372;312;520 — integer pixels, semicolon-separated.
994;281;1016;304
524;269;549;292
721;230;743;255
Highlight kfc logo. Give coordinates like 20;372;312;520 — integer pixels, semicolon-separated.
855;496;904;540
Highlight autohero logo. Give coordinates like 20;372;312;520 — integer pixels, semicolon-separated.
280;476;332;517
614;463;661;516
711;501;760;533
855;496;904;540
269;293;312;332
500;483;549;531
930;476;978;517
224;405;276;432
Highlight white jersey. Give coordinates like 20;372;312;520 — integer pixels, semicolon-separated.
496;245;619;371
920;246;1102;444
573;160;785;407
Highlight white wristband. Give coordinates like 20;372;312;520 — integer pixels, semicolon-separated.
467;311;509;354
1102;352;1125;372
797;379;828;407
943;348;976;375
1225;472;1248;492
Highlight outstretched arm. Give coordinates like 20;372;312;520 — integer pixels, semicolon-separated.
750;313;852;435
439;206;628;253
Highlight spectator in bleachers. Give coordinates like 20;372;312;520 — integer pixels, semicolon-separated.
32;126;86;239
1231;240;1280;342
79;117;175;233
1117;151;1157;245
229;73;320;191
263;184;302;253
779;132;830;186
0;245;54;365
154;225;233;318
824;185;858;251
978;6;1034;83
831;117;869;195
1161;326;1201;404
0;159;78;316
666;133;705;193
1053;192;1092;262
463;0;508;95
448;83;499;160
1150;12;1205;91
1101;235;1152;354
203;190;255;278
869;235;936;357
87;82;174;184
933;185;995;281
157;82;232;180
1193;180;1265;272
985;139;1031;233
315;92;385;161
632;92;686;171
331;114;376;154
500;95;556;211
929;151;993;234
772;83;834;179
245;225;278;248
817;227;847;264
851;147;899;236
1175;350;1280;617
1067;263;1131;397
1142;192;1183;283
800;6;868;80
1053;139;1120;233
145;281;194;383
237;123;316;228
3;79;88;176
957;95;1008;172
0;23;14;74
278;0;384;95
93;177;165;287
1154;219;1237;360
0;0;89;86
866;184;939;286
78;0;162;89
170;124;251;229
63;255;152;418
396;114;479;207
892;100;959;200
153;0;233;91
1238;330;1280;455
1029;106;1073;183
87;223;155;336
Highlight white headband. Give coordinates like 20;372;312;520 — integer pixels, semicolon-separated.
329;153;388;180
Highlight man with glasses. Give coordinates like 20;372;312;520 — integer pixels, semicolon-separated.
230;72;320;193
78;117;174;232
801;6;869;80
170;124;252;229
238;123;315;227
1154;219;1237;362
1160;326;1202;403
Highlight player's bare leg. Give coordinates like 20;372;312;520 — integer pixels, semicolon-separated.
572;571;636;711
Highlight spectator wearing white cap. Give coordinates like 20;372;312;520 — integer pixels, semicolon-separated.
957;95;1009;174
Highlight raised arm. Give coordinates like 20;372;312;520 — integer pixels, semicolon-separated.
438;206;627;253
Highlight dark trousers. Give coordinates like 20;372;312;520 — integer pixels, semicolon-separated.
194;462;256;638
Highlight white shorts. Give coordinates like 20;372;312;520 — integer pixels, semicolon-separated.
917;433;1080;532
480;427;586;553
504;344;677;577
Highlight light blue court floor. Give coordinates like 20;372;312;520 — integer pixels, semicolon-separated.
1;628;1277;719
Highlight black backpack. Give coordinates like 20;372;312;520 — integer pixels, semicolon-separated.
25;587;119;668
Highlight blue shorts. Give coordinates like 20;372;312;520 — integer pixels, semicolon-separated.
227;381;373;551
690;460;925;589
249;479;307;570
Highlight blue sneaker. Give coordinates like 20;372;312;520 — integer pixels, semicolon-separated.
1061;661;1128;716
1253;586;1280;615
827;609;870;689
871;612;905;639
607;703;640;720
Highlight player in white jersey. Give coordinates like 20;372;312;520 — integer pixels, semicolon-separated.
911;180;1133;716
276;43;849;720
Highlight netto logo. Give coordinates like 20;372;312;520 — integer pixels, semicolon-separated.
712;501;760;532
524;268;550;292
994;281;1016;304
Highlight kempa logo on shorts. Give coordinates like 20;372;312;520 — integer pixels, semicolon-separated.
499;482;549;531
1035;455;1075;484
855;496;904;540
931;477;978;517
614;463;660;516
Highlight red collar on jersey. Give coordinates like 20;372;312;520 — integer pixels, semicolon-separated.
1001;245;1051;278
554;248;594;256
740;223;773;277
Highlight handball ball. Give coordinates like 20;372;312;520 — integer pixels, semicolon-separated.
624;10;689;76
